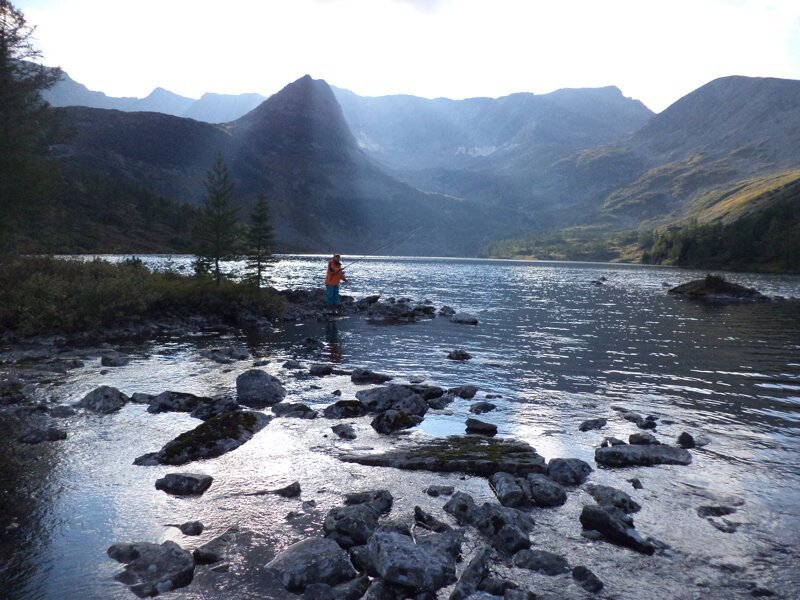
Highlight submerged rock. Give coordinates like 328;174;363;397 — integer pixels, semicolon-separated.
470;401;496;414
309;364;334;376
584;483;641;513
192;526;247;565
450;313;479;325
107;540;195;597
201;345;249;364
579;505;655;555
351;368;393;384
425;485;454;497
340;435;547;476
134;410;271;466
48;405;77;418
235;369;286;408
450;384;478;399
76;385;129;413
447;349;472;361
669;275;769;302
155;473;213;496
266;537;357;592
101;353;130;367
595;443;692;467
579;418;607;432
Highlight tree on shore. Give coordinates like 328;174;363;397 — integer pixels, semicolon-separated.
192;157;238;285
0;0;63;253
244;194;276;288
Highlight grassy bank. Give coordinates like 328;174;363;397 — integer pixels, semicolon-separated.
0;256;285;336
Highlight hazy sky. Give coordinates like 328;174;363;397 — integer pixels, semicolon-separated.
18;0;800;112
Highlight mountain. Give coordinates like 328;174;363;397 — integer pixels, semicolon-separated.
183;92;267;123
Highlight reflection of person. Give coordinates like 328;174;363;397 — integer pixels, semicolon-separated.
324;254;348;306
325;321;343;363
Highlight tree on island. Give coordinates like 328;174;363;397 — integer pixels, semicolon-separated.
244;193;276;288
0;0;62;253
192;157;239;285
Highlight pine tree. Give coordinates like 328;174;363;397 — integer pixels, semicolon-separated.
244;193;275;288
0;0;62;252
192;157;239;285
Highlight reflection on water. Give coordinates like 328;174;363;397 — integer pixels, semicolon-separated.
2;256;800;598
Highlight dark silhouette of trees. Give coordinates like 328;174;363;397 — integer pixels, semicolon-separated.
244;193;275;288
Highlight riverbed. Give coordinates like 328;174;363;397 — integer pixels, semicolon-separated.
2;256;799;599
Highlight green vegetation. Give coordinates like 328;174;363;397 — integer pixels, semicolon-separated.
486;228;643;263
243;193;276;288
0;256;285;335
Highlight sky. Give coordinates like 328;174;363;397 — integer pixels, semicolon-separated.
17;0;800;112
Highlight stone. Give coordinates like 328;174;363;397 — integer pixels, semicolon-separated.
547;458;593;485
447;349;472;361
414;506;451;532
272;402;318;419
266;537;357;592
356;385;428;416
332;424;357;439
177;521;204;536
274;481;302;498
427;393;456;410
525;473;567;507
192;527;245;565
18;427;67;444
365;530;458;591
107;541;195;597
697;505;737;518
444;492;534;554
425;485;454;497
630;432;659;445
129;393;154;404
283;359;303;369
595;443;692;467
621;411;657;430
155;473;213;496
101;353;130;367
189;395;239;421
371;409;423;434
601;436;626;447
470;401;496;414
450;385;478;399
147;391;211;414
668;275;769;302
466;418;497;436
677;432;696;448
303;576;370;600
579;418;607;432
489;472;527;507
512;549;570;575
341;436;547;477
323;400;368;419
324;503;381;548
76;385;129;413
48;405;77;418
438;305;456;316
201;345;249;364
450;313;478;325
579;505;655;555
584;484;641;513
628;478;643;490
134;411;271;466
309;364;334;376
450;546;491;600
351;368;393;384
572;565;604;593
235;370;286;408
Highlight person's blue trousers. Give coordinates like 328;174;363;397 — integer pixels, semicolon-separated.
325;285;340;305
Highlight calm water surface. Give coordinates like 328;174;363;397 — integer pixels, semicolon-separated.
2;256;799;599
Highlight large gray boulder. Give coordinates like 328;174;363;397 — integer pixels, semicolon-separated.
512;549;570;575
107;540;195;597
235;370;286;408
579;505;656;555
355;384;428;416
324;504;381;548
323;400;368;419
147;391;211;414
547;458;593;485
595;443;692;467
525;473;567;507
365;530;458;591
77;385;129;413
444;492;534;554
371;410;423;434
266;537;357;592
584;483;641;513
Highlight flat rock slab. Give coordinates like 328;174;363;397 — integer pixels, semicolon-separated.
134;410;271;466
341;435;546;477
107;540;195;597
595;443;692;467
155;473;213;496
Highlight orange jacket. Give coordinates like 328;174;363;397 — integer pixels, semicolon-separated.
325;259;347;286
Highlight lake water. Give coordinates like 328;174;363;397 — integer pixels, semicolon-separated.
2;256;800;599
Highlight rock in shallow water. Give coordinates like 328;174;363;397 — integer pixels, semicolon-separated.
266;537;357;592
595;443;692;467
469;401;496;414
547;457;593;485
365;529;459;591
331;423;357;439
235;369;286;408
579;418;607;432
450;313;478;325
155;473;213;496
512;548;570;575
584;483;641;513
579;505;656;555
107;540;195;597
356;384;428;416
370;409;422;434
77;385;128;413
18;427;67;444
572;565;604;593
351;368;393;384
272;402;318;419
447;349;472;361
465;418;497;436
323;400;368;419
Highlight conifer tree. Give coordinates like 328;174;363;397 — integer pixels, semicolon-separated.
192;157;238;285
244;193;275;288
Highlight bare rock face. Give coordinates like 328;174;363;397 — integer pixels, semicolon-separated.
77;385;129;413
266;537;357;592
107;540;195;597
235;369;286;408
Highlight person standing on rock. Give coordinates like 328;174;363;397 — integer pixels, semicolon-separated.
324;254;348;306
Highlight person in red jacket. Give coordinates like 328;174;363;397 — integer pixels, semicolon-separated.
324;254;348;306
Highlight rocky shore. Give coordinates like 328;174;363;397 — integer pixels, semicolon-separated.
0;287;781;599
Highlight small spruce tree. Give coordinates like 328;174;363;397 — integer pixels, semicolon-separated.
192;157;238;285
244;193;275;287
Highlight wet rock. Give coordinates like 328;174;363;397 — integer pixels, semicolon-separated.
134;410;271;466
303;576;370;600
283;359;303;370
444;492;534;554
466;418;497;436
341;435;547;476
750;586;776;597
273;402;318;419
101;353;130;367
371;409;423;434
266;537;358;592
447;349;472;361
630;432;659;445
201;345;249;364
489;472;527;507
697;505;737;518
525;473;568;507
49;405;77;418
579;418;607;432
408;384;447;401
470;401;496;414
547;458;593;485
439;305;456;317
427;393;456;410
595;443;692;467
189;395;239;421
584;484;641;513
708;518;740;533
450;313;478;325
669;275;769;302
344;489;394;514
621;411;657;430
365;530;458;591
425;485;454;497
324;400;369;419
572;565;604;593
18;427;67;444
414;506;452;532
332;424;357;439
147;391;211;414
155;473;213;496
107;540;195;597
450;546;491;600
450;385;478;399
309;364;334;376
77;385;129;413
192;526;245;564
235;369;286;408
274;481;302;498
628;478;643;490
579;505;655;555
324;503;381;548
601;436;626;447
512;549;570;575
129;393;154;404
677;431;696;448
177;521;204;536
351;368;393;384
356;385;429;416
